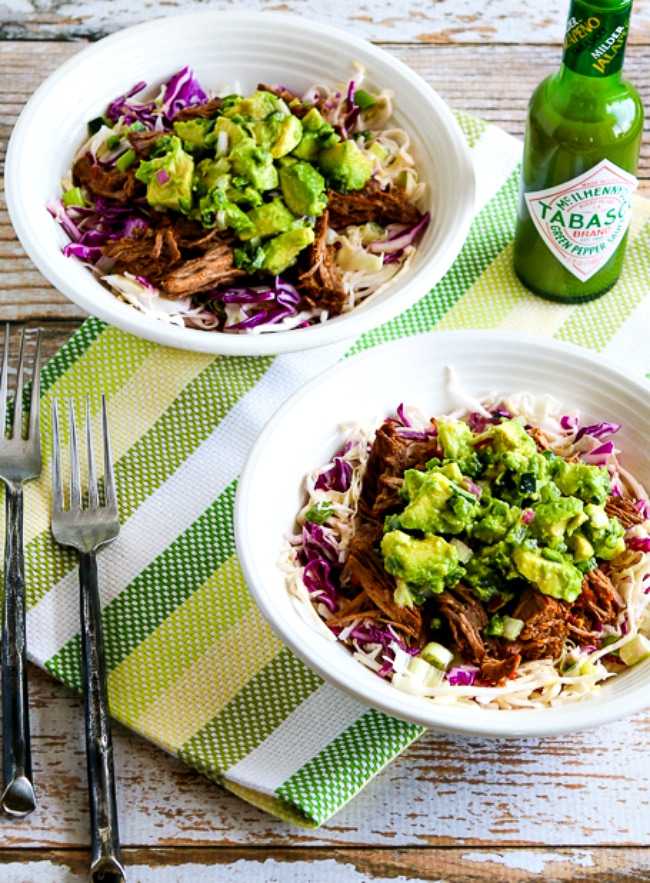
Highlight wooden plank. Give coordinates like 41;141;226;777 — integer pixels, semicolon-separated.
1;847;650;881
1;0;650;45
3;664;650;850
1;42;650;330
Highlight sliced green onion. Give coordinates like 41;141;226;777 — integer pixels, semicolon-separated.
354;89;377;110
619;634;650;667
87;115;110;135
115;148;136;172
407;655;444;687
106;134;122;150
62;187;85;208
420;641;454;670
305;502;334;525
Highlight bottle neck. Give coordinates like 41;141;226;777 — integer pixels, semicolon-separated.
562;0;633;78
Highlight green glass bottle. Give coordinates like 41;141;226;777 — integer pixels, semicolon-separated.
513;0;644;303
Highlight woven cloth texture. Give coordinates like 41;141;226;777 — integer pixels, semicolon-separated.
14;113;650;827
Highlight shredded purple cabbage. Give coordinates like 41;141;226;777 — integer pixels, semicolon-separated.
468;408;511;433
106;81;158;128
161;66;209;122
446;665;479;686
217;278;301;331
636;499;650;519
302;558;338;612
576;420;621;442
369;212;430;263
581;441;615;466
106;67;208;130
627;536;650;553
301;522;339;563
314;457;353;493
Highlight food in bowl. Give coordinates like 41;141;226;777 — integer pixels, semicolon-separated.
49;64;428;334
279;388;650;709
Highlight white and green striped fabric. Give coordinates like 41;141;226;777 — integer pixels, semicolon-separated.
16;113;650;827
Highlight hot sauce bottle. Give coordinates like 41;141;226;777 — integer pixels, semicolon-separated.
513;0;644;303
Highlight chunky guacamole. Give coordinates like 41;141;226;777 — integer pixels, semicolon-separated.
281;391;650;710
381;414;625;607
51;66;428;334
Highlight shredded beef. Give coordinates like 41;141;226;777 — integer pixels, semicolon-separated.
160;242;246;298
169;218;221;252
359;422;441;523
257;83;327;118
434;585;489;665
480;655;521;684
605;495;645;528
571;566;624;630
327;180;422;229
172;97;224;121
528;426;552;451
341;526;422;640
73;154;144;203
127;129;169;158
510;587;569;661
102;227;182;283
296;211;347;313
433;585;569;685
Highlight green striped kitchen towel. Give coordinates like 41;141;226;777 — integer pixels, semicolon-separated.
16;113;650;827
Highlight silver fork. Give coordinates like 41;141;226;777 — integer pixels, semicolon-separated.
51;396;126;883
0;325;41;818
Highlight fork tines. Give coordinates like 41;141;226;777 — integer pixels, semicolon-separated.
51;396;117;514
0;325;41;447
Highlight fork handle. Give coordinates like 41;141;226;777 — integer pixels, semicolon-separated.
78;550;126;883
1;483;36;817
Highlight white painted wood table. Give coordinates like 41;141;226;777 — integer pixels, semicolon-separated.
2;2;650;880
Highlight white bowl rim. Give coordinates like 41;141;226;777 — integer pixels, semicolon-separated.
5;10;475;356
235;329;650;738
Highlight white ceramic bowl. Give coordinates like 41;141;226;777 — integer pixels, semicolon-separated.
235;331;650;737
5;11;475;356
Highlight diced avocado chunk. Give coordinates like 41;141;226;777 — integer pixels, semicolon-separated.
135;136;194;212
582;504;626;560
293;107;340;161
260;227;315;275
317;140;373;191
438;419;482;476
381;530;461;594
398;468;481;536
529;495;586;542
238;197;297;242
224;90;282;120
270;114;303;158
568;532;595;563
279;161;328;217
229;139;278;191
196;188;255;236
469;496;519;545
194;157;231;195
213;116;248;154
490;419;538;457
512;546;583;602
552;460;611;505
173;118;215;152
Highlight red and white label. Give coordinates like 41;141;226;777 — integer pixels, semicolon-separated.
525;159;637;281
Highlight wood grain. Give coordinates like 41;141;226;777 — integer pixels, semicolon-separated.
1;0;650;45
2;16;650;878
1;41;650;330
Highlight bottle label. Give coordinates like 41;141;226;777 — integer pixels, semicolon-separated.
563;1;632;77
524;159;637;282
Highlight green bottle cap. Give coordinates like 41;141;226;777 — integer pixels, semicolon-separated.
563;0;633;77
